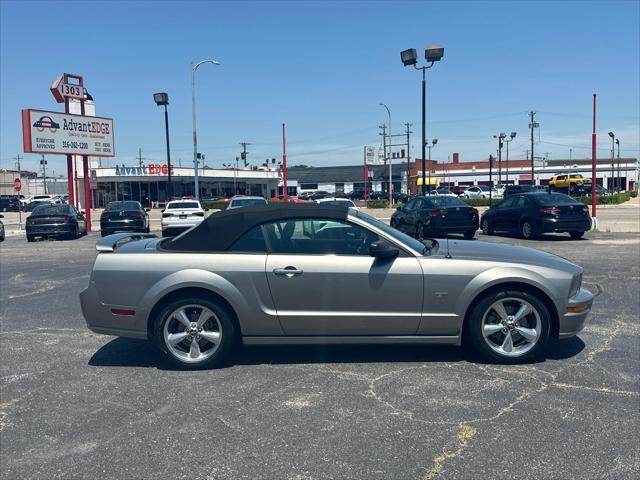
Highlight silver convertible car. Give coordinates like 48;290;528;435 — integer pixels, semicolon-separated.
81;204;593;369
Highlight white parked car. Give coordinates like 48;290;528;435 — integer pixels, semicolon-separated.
462;186;500;199
227;196;268;210
315;197;358;210
161;199;206;237
431;187;458;197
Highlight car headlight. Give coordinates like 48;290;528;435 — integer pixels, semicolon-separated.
569;272;582;298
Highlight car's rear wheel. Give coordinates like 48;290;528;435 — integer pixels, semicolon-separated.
465;290;551;364
464;229;476;240
26;234;35;242
569;231;585;240
481;219;493;235
153;296;237;369
521;219;537;240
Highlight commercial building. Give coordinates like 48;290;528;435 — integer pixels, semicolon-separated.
75;164;280;208
280;154;638;196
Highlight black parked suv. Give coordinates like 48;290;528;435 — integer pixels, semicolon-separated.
100;201;150;237
391;195;479;239
480;192;591;240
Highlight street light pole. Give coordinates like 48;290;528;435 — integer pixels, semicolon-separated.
164;104;172;200
401;45;444;196
608;131;615;192
616;138;621;192
380;103;392;205
191;59;220;201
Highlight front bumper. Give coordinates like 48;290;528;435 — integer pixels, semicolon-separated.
558;287;594;339
80;283;147;339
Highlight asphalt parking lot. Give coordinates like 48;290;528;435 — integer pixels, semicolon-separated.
1;230;639;479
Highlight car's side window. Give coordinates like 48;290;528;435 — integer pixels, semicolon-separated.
265;218;381;255
516;196;527;208
404;199;416;210
227;226;268;253
497;197;516;209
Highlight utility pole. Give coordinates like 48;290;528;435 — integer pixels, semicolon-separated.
616;139;621;192
379;124;387;194
240;142;251;168
405;122;412;195
40;154;48;194
529;111;538;185
138;148;144;167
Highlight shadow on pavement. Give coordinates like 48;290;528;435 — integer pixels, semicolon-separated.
88;335;585;370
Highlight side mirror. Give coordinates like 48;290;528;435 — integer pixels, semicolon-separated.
369;240;399;259
145;208;151;212
204;208;210;212
80;211;86;215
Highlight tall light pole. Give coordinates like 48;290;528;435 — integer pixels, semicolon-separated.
379;103;392;205
608;131;615;191
493;133;506;184
192;59;220;200
504;132;516;184
401;45;444;195
616;138;621;192
153;92;172;200
427;139;438;192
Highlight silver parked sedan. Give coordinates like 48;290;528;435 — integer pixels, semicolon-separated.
81;204;593;369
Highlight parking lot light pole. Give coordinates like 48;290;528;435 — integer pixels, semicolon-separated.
493;133;506;183
608;131;615;192
400;45;444;195
615;138;620;192
427;139;437;192
192;59;220;201
153;93;172;200
379;103;392;205
504;132;516;184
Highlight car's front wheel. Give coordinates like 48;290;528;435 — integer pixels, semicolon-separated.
463;229;476;240
465;290;551;364
521;219;537;240
153;296;238;369
569;231;585;240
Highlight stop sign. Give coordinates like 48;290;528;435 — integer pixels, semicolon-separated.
14;178;21;192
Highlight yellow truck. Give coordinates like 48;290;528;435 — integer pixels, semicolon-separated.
549;173;592;192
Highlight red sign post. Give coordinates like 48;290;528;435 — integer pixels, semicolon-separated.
14;178;21;192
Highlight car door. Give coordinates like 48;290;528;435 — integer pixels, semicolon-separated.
394;199;415;233
491;197;515;231
264;218;424;335
502;195;525;229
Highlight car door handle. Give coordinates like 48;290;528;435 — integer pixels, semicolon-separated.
273;266;303;277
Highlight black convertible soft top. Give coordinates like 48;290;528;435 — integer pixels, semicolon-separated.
162;203;349;252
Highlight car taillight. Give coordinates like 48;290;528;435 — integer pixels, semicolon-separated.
429;210;443;217
128;211;143;218
538;207;560;215
162;212;173;218
192;212;204;217
64;215;72;222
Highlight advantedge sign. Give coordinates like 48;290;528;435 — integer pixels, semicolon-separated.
22;109;115;157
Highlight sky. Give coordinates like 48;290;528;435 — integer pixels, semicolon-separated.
1;0;639;175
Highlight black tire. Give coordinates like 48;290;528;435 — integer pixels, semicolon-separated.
26;234;35;242
153;295;238;370
464;289;551;364
481;218;493;235
569;231;585;240
520;219;537;240
463;230;476;240
68;225;80;240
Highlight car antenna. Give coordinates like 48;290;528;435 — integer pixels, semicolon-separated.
443;214;452;259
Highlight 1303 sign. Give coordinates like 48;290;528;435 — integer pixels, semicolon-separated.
59;83;84;99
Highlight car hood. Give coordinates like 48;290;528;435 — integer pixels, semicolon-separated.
433;238;580;272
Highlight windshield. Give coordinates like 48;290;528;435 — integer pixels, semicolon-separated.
32;205;70;216
532;193;581;206
105;201;141;212
168;202;200;209
355;210;430;254
232;198;267;207
323;200;355;208
436;187;451;193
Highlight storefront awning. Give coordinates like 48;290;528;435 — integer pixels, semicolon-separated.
416;176;439;186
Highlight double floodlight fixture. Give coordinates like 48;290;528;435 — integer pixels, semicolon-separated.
432;138;438;145
608;131;615;138
510;132;517;139
615;138;620;145
153;92;169;106
400;45;445;66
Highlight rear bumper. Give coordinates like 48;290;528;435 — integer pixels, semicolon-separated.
26;224;72;236
558;287;594;339
101;219;145;232
539;217;591;233
80;283;147;340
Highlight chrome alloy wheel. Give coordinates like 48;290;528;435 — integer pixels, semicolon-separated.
481;297;541;357
163;304;222;363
